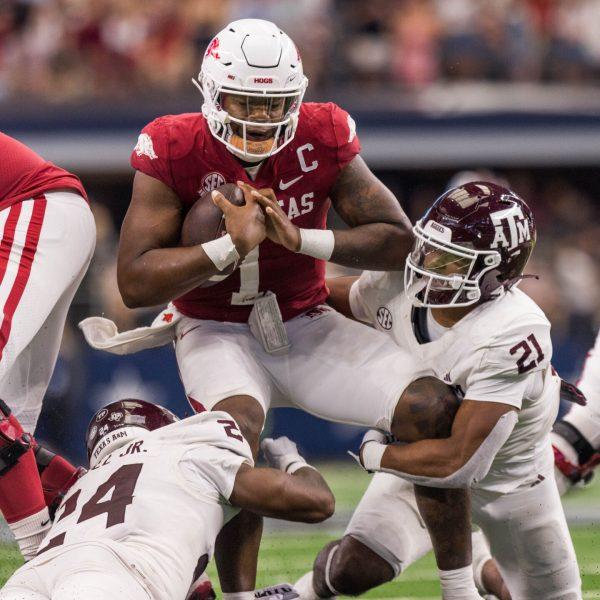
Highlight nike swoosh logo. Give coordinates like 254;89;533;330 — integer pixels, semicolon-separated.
179;324;202;340
279;175;303;190
41;519;50;527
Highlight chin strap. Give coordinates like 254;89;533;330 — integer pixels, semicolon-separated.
230;134;276;157
500;273;540;296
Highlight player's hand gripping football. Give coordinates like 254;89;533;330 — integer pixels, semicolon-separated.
212;184;266;258
238;182;302;252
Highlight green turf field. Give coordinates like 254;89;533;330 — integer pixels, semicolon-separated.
0;463;599;598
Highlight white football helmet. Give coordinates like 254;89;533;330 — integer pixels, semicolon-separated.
193;19;308;162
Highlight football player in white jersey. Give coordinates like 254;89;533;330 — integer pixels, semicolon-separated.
444;171;600;499
296;182;581;600
0;399;334;600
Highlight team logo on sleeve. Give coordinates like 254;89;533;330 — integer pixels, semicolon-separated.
134;133;158;160
199;172;226;194
376;307;393;330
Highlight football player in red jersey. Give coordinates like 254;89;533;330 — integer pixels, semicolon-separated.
0;133;95;560
118;19;481;600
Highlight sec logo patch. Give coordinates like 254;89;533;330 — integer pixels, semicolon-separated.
376;307;393;330
200;172;226;194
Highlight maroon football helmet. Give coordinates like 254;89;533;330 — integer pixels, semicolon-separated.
86;399;178;467
405;181;536;307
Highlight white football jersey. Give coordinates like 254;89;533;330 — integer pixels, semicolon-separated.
350;271;561;493
34;411;253;600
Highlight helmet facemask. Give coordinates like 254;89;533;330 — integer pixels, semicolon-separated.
404;221;501;308
194;72;307;162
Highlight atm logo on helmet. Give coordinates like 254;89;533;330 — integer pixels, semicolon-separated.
490;206;531;250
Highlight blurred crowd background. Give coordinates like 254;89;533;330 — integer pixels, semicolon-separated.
1;0;598;464
2;0;600;102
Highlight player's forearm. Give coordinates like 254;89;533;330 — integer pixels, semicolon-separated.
117;245;220;308
325;276;358;317
381;438;466;479
292;466;336;509
277;467;335;523
238;467;334;523
330;222;413;270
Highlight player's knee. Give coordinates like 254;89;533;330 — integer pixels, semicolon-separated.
322;536;394;596
391;377;460;443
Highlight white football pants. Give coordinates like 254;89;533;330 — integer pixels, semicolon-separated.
0;544;150;600
0;191;95;433
345;470;581;599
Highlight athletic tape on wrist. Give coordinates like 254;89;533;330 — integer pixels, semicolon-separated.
361;442;387;472
299;229;335;260
201;234;240;271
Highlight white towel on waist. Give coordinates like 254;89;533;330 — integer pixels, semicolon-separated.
79;305;181;355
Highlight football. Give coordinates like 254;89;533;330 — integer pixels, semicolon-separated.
181;183;244;284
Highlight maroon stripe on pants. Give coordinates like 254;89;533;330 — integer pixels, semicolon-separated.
0;203;23;288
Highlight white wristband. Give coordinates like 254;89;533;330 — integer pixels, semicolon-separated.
361;442;387;472
201;234;240;271
287;459;317;474
299;229;335;260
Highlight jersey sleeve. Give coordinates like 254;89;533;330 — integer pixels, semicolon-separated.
349;270;390;324
130;118;175;189
464;317;552;409
177;412;254;501
180;445;252;501
330;104;361;170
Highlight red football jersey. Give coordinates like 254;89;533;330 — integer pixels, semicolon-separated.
0;133;88;210
130;102;361;322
